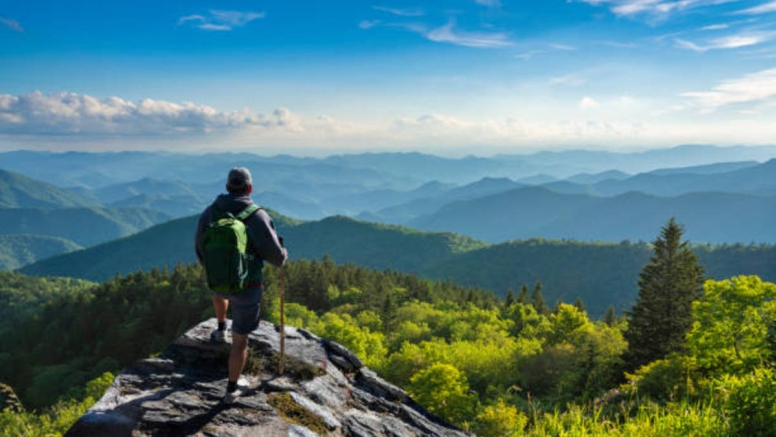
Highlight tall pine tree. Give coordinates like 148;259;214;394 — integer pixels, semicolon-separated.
624;218;705;371
531;281;549;316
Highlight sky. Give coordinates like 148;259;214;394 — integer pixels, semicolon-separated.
1;0;775;156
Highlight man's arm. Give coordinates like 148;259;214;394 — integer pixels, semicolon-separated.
246;209;287;267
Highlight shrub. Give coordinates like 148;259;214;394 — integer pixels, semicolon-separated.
718;367;776;437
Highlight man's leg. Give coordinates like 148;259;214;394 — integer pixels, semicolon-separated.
223;285;261;402
213;294;229;322
229;333;249;383
211;295;229;342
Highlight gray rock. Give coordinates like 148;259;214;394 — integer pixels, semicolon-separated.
66;318;472;437
324;340;365;373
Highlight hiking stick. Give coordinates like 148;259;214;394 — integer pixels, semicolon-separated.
278;237;286;375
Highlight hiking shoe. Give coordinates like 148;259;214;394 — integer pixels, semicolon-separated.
224;386;246;404
210;329;226;343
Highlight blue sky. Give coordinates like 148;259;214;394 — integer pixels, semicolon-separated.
1;0;775;155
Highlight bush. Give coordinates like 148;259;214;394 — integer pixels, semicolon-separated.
718;367;776;437
623;354;697;401
474;398;527;437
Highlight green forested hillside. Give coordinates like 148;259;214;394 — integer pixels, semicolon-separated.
421;239;652;316
20;212;486;281
0;207;171;247
0;262;494;410
285;215;487;272
4;262;776;436
0;235;81;270
21;212;776;318
0;169;101;209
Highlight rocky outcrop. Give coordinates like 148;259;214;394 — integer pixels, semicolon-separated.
66;319;471;436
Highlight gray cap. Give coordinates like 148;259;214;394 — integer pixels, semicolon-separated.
226;167;252;192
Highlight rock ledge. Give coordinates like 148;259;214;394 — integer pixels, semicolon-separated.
65;319;471;437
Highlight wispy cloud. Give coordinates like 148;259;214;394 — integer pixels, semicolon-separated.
549;43;577;50
409;21;513;48
698;23;729;30
178;10;265;31
595;40;638;48
516;50;545;60
372;6;425;17
578;0;743;21
516;43;579;61
681;67;776;111
675;31;776;51
551;74;587;86
0;17;23;32
474;0;502;7
359;20;381;30
736;1;776;14
0;92;298;135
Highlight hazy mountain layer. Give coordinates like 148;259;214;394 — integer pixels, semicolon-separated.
410;186;776;244
0;207;172;247
0;235;82;270
5;146;776;192
0;169;102;209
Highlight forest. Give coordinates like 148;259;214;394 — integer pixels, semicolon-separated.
2;222;776;436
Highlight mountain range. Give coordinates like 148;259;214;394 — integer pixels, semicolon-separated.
19;210;776;317
409;186;776;244
5;145;776;315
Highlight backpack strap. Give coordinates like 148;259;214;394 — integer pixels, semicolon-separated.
235;204;260;221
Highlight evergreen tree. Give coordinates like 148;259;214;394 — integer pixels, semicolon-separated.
604;305;616;326
504;288;515;308
531;281;549;316
624;218;705;371
574;297;586;313
517;285;530;305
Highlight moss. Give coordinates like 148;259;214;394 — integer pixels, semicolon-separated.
243;350;324;381
268;392;328;435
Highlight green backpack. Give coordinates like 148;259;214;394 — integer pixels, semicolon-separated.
201;204;260;294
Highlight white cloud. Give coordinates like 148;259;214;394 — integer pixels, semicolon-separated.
359;20;381;29
680;67;776;111
372;6;425;17
698;23;729;30
675;31;776;51
577;0;742;21
596;40;638;48
736;1;776;14
386;113;662;149
178;10;265;31
516;50;545;59
549;43;577;50
423;21;513;48
0;17;23;32
0;92;300;135
550;74;587;86
580;96;601;109
474;0;502;7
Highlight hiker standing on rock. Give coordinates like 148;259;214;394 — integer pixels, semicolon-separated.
195;167;287;403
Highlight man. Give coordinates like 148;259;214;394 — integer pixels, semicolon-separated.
195;167;287;403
